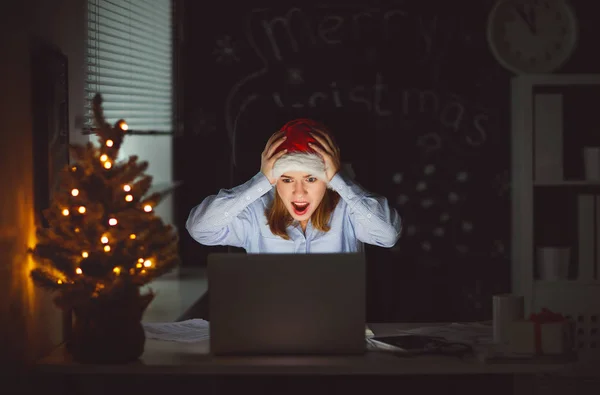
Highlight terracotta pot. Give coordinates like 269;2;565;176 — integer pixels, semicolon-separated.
66;288;152;364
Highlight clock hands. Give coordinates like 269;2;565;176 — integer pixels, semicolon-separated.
513;4;537;34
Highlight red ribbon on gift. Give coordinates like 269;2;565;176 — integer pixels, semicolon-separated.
529;308;566;354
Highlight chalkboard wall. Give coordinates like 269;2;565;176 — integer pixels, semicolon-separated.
175;0;597;321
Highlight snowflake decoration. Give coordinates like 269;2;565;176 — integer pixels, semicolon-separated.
417;132;442;154
192;108;216;137
286;68;304;85
491;239;507;259
448;192;460;204
213;35;239;64
390;160;487;263
463;280;484;311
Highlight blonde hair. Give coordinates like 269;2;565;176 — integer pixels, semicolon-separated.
265;189;340;240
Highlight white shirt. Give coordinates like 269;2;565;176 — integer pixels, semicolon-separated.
186;171;402;253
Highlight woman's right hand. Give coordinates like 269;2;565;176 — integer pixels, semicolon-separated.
261;131;287;184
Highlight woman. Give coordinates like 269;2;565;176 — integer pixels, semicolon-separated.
186;118;402;253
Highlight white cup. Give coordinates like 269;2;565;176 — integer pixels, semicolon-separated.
493;294;525;344
537;247;570;280
584;147;600;181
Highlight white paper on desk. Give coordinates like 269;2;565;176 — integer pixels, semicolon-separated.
396;322;493;346
366;337;410;353
142;319;210;343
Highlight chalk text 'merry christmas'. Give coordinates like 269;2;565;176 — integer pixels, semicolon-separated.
271;73;488;147
259;7;448;62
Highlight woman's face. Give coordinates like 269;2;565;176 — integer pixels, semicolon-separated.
276;171;327;223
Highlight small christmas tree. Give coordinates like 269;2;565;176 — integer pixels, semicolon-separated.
29;93;180;311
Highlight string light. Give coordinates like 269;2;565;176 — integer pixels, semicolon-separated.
123;185;131;192
108;218;117;226
104;245;111;252
75;268;83;275
100;154;108;162
71;166;77;172
106;139;114;147
104;161;112;169
136;262;142;268
129;234;136;239
125;194;133;202
62;209;70;216
57;279;63;284
82;251;89;258
74;228;81;233
101;236;109;244
71;189;79;197
138;258;144;263
143;204;152;212
118;120;128;131
143;259;152;268
113;267;121;275
78;206;86;214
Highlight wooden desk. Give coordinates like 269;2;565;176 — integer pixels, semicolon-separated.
37;323;592;375
36;323;600;395
35;323;600;395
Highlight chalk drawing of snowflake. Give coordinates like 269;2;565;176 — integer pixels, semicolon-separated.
213;35;239;64
463;280;484;310
192;108;216;137
286;68;304;85
417;132;442;154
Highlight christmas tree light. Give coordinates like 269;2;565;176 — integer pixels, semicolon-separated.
29;93;180;310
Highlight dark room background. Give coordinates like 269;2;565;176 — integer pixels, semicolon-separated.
173;0;599;323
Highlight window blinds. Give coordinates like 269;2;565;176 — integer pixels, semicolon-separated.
85;0;173;133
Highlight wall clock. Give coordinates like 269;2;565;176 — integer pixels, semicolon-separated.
486;0;579;74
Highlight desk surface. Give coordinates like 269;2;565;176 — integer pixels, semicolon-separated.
36;323;597;377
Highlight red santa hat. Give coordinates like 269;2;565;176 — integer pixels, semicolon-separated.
271;118;329;182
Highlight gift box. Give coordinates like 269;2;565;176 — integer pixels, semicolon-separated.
507;308;574;355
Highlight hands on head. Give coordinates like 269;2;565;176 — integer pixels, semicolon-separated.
261;125;341;185
261;131;287;184
308;128;340;182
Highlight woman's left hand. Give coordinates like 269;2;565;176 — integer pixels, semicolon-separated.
309;129;341;182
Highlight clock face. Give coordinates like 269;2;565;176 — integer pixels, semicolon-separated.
487;0;579;74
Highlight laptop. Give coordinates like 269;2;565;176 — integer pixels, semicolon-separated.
207;253;366;356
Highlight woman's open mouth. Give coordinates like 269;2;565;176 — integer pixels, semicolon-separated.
291;202;310;216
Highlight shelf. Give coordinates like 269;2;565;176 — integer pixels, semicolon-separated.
534;180;600;187
513;74;600;87
535;280;600;287
512;74;600;321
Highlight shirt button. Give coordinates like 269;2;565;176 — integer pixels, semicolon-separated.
246;196;251;200
258;188;263;192
367;214;372;219
348;194;354;199
224;212;229;217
